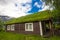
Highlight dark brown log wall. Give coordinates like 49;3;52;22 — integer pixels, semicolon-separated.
15;22;40;35
6;22;40;35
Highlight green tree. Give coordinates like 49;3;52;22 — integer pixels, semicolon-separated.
42;0;60;19
42;0;60;36
42;0;60;17
42;0;60;10
0;19;4;31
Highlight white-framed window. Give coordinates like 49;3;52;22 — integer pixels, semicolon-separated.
7;25;10;30
11;25;15;31
25;23;33;31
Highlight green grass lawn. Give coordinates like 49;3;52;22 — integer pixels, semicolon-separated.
0;31;60;40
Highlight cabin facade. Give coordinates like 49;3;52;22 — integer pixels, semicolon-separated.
5;11;53;36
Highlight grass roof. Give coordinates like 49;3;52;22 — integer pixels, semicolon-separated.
5;10;53;24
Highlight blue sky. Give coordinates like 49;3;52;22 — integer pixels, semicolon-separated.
21;0;43;13
0;0;49;18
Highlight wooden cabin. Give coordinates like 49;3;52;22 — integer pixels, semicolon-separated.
5;11;53;36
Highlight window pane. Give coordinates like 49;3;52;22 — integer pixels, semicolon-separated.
26;24;28;29
11;26;14;29
29;24;32;29
25;23;33;31
11;25;15;31
7;25;10;30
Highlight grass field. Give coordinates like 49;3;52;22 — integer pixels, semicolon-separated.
0;31;60;40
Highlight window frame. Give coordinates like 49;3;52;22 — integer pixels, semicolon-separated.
11;24;15;31
25;23;33;31
7;25;10;30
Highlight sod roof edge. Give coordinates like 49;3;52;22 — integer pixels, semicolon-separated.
5;10;53;25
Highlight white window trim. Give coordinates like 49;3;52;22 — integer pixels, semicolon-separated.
39;21;43;36
11;24;15;31
25;23;33;31
7;25;10;30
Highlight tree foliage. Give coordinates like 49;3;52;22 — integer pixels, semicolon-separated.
0;19;4;31
42;0;60;16
42;0;60;10
42;0;60;29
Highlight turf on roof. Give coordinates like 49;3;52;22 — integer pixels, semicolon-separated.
5;11;53;24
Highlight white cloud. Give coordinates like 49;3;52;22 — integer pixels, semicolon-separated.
15;0;32;3
34;2;41;8
0;0;31;18
0;3;27;18
38;2;49;11
0;0;49;18
0;0;15;5
42;6;49;10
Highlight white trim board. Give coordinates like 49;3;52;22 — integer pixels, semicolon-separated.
39;21;43;36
